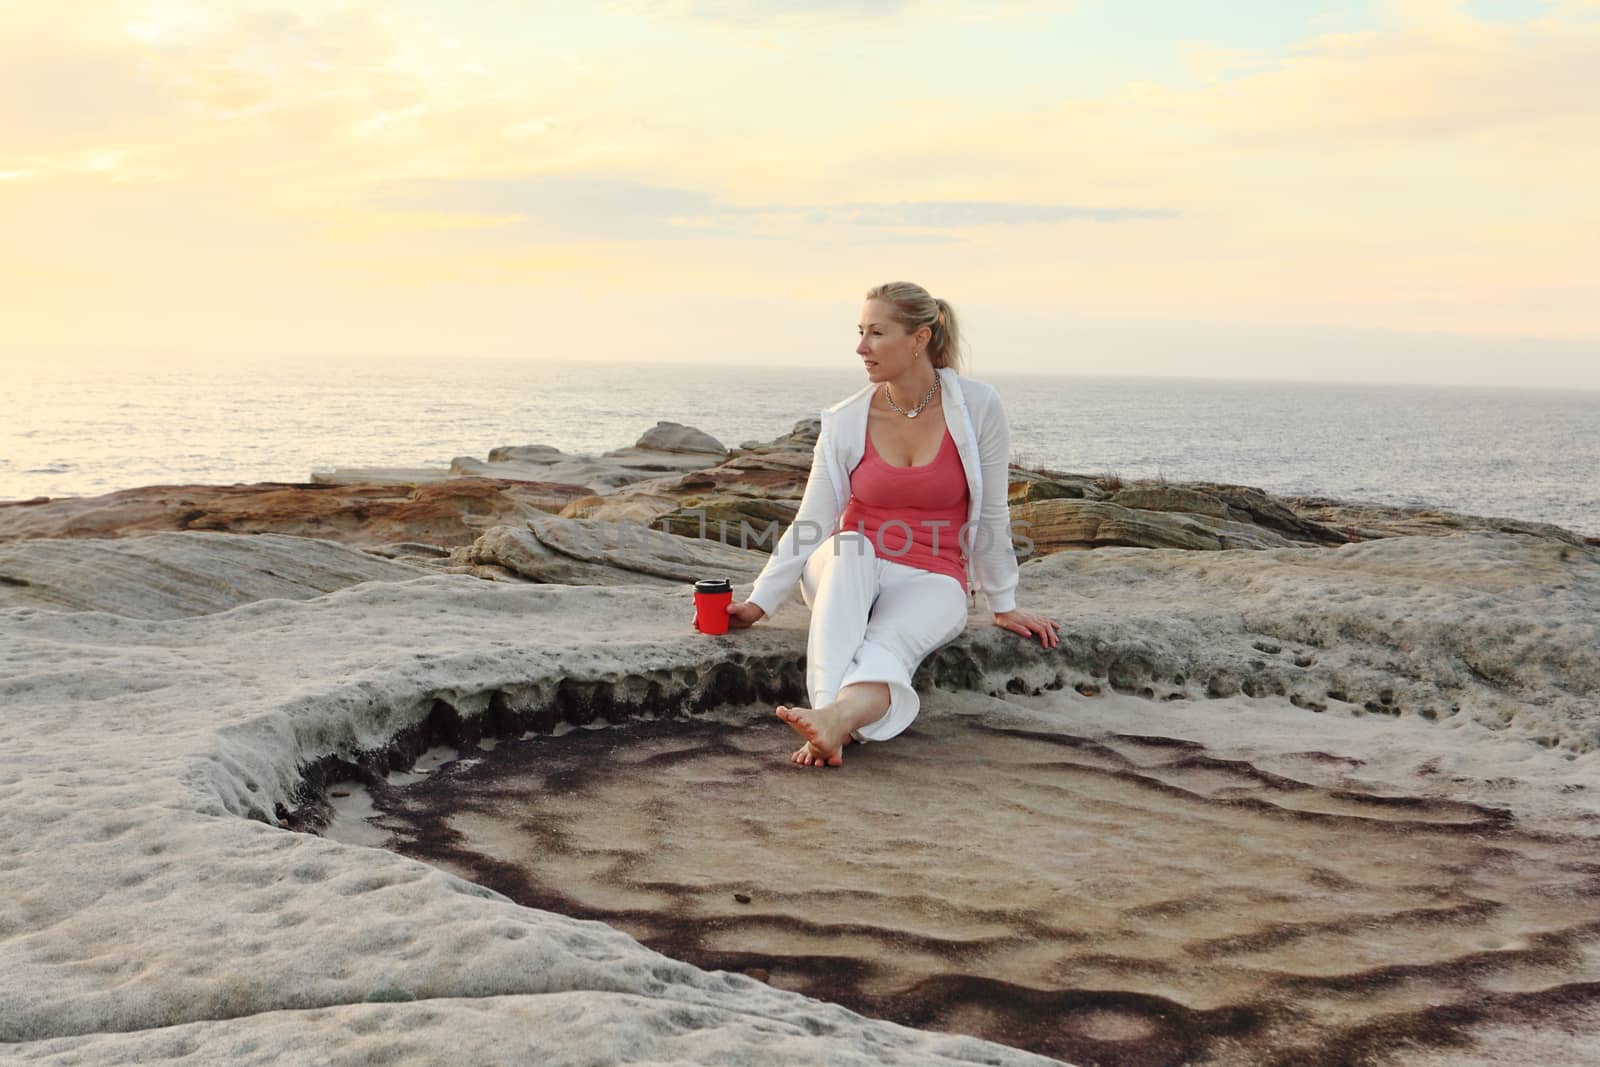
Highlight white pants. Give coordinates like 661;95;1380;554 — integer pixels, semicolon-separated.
799;531;970;743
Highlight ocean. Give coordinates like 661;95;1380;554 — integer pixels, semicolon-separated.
3;357;1597;537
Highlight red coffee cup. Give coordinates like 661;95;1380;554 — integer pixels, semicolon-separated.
693;578;733;635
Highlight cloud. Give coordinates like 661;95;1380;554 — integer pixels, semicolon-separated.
0;0;1593;357
379;175;738;240
0;52;170;138
377;173;1175;242
816;201;1178;227
603;0;910;23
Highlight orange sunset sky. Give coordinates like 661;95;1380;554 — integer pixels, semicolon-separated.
2;0;1596;387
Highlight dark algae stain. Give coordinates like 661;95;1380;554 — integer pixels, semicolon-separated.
294;710;1600;1066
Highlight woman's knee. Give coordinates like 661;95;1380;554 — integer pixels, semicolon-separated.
866;584;966;657
830;530;875;560
810;531;875;576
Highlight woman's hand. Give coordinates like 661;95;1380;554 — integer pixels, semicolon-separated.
994;609;1061;649
695;600;766;631
726;600;766;629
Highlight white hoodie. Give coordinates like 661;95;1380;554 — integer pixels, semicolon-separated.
747;366;1021;618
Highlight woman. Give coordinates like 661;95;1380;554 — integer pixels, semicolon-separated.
726;281;1060;767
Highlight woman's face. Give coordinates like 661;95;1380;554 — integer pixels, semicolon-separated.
856;299;928;382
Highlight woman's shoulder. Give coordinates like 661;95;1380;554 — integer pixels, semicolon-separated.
943;369;1002;407
824;381;878;415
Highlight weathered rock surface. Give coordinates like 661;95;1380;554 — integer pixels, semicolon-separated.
0;480;591;549
549;424;1354;556
1011;498;1301;553
560;452;811;546
1008;469;1108;504
464;515;767;586
453;422;732;494
0;568;1062;1065
0;531;426;619
369;704;1600;1066
736;417;820;454
310;466;456;487
1171;483;1350;545
1287;495;1593;546
626;420;730;456
2;526;1597;1064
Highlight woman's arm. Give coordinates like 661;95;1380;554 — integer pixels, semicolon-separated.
746;430;840;618
970;385;1019;614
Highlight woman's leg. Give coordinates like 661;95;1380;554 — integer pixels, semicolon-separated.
781;548;968;765
839;562;969;743
781;531;891;766
796;531;879;713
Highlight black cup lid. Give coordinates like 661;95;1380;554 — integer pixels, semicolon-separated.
694;577;732;594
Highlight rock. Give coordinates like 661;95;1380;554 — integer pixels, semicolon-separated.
0;480;590;549
561;453;811;545
1004;474;1342;546
653;498;801;550
1181;483;1348;545
488;444;565;463
733;418;820;455
676;451;813;491
1008;469;1107;504
458;436;722;492
630;421;728;456
561;488;683;526
1287;497;1589;546
599;449;727;475
465;525;653;586
466;515;767;586
0;531;427;618
1;527;1597;1063
1111;485;1234;521
310;467;455;487
1011;499;1298;553
365;542;453;560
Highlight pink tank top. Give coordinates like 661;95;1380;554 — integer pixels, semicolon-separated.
839;424;970;585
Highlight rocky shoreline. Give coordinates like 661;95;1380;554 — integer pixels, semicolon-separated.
2;419;1598;1065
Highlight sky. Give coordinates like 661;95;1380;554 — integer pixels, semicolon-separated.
1;0;1596;387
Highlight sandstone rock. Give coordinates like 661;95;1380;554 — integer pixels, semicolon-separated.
1;527;1597;1063
451;454;658;493
735;417;820;455
630;420;728;456
0;570;1057;1063
465;525;663;586
1008;469;1108;504
653;497;802;549
1180;483;1348;545
467;515;767;585
561;452;810;543
1287;497;1589;546
488;444;565;463
309;467;455;487
1011;498;1297;553
460;434;723;491
1111;485;1234;520
560;489;682;526
0;531;426;618
676;450;812;491
365;541;453;560
0;480;589;549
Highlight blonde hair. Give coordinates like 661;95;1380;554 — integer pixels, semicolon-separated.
865;281;964;374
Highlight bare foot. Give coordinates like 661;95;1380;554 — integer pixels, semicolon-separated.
790;741;833;768
789;735;860;767
776;704;851;767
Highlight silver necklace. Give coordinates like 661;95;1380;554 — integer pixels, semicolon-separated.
884;377;939;418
